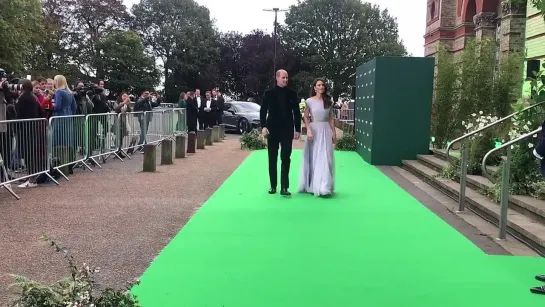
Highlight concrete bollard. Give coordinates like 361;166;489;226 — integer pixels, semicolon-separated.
160;139;173;165
142;144;156;172
197;130;205;149
212;126;220;142
205;127;213;146
219;124;225;141
175;134;186;158
187;131;196;153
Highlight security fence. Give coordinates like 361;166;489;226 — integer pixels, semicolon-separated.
0;108;186;200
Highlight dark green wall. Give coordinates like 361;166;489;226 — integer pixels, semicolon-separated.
354;56;434;165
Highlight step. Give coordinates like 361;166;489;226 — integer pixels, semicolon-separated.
401;159;545;255
417;154;496;192
432;148;500;174
430;149;500;177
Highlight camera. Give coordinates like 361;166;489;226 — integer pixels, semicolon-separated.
1;81;23;92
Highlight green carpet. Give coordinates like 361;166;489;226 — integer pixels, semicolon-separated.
132;150;545;306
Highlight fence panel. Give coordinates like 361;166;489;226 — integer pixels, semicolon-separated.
86;113;124;166
118;111;144;156
49;115;91;180
144;110;166;144
173;108;186;134
0;118;58;199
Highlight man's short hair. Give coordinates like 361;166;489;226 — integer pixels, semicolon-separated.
35;76;46;83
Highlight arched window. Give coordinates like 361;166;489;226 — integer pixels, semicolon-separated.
430;1;436;19
465;0;476;22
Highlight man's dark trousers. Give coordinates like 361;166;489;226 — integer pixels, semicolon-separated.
267;130;293;190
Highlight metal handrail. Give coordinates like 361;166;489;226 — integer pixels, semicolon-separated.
444;101;545;214
445;101;545;163
481;126;542;181
480;126;542;240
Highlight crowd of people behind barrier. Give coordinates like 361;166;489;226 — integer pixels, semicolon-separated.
0;72;178;197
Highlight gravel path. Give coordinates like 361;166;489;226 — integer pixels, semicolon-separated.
0;136;249;304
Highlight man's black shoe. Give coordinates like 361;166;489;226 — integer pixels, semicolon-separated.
536;275;545;282
530;285;545;294
280;188;291;196
268;188;277;194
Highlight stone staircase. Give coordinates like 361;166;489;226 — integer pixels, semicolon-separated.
402;149;545;255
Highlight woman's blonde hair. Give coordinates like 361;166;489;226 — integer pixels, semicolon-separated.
53;75;70;92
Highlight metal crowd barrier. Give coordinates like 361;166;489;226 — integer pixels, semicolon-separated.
0;118;59;199
86;113;124;166
0;108;186;200
49;115;92;180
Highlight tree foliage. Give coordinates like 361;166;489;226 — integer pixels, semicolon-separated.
132;0;219;102
0;0;43;72
282;0;407;98
98;30;160;94
1;0;407;101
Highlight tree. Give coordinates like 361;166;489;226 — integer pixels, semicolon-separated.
63;0;130;78
282;0;407;98
217;31;243;97
217;30;301;101
98;30;160;95
0;0;43;73
131;0;219;102
24;0;74;78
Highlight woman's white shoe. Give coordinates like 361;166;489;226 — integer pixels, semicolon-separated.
18;181;38;188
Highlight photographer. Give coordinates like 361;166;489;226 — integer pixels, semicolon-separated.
0;69;18;184
134;90;159;147
74;82;94;115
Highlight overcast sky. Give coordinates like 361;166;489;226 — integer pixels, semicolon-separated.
123;0;426;57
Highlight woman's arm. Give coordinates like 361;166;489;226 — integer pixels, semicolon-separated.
53;90;62;111
303;102;311;136
329;107;336;140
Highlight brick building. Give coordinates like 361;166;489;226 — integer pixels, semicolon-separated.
423;0;526;57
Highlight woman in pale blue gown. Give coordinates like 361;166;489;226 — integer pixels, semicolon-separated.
298;78;336;196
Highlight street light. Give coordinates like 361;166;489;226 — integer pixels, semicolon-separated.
263;7;288;85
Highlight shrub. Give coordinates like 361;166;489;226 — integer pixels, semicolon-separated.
460;112;502;175
488;101;545;199
432;39;522;148
335;133;356;151
431;44;459;147
9;234;140;307
240;129;267;150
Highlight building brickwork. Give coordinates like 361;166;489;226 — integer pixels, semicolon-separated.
423;0;526;57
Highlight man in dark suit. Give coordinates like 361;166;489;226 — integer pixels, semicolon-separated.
200;91;217;128
260;69;301;196
195;89;204;130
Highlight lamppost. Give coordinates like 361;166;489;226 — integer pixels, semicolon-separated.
263;7;287;85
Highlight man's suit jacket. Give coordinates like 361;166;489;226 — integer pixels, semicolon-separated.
199;98;217;114
260;86;301;135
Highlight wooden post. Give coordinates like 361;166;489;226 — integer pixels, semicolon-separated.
175;134;186;158
205;127;213;145
142;144;156;172
160;139;173;165
212;126;219;142
219;124;225;140
187;131;196;153
197;130;205;149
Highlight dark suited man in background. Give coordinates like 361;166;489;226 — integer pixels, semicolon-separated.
212;89;225;126
260;69;301;196
195;89;204;130
200;91;217;129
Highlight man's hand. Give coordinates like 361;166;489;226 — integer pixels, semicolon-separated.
262;127;269;137
294;132;300;140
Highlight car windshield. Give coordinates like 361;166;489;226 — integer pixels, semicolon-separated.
235;103;260;112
